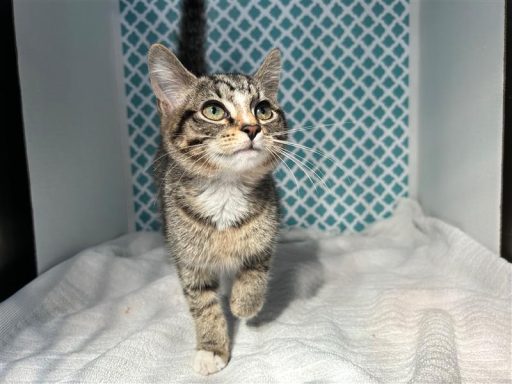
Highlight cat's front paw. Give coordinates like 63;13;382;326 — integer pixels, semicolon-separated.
192;350;227;376
230;290;265;319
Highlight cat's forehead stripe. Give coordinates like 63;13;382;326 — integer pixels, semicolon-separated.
213;82;235;102
213;78;236;92
209;76;259;105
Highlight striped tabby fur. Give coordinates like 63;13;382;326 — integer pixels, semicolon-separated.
147;44;286;375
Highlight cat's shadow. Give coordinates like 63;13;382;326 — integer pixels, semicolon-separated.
222;236;324;338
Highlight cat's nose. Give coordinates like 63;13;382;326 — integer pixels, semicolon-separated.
241;125;261;141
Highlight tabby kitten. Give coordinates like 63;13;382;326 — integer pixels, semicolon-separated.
147;44;287;375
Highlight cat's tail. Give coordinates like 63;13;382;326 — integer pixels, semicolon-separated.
178;0;206;76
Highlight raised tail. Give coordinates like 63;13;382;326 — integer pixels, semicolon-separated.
177;0;206;76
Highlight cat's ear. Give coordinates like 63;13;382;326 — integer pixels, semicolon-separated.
254;48;281;100
147;44;197;112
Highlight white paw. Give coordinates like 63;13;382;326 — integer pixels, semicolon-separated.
192;350;226;376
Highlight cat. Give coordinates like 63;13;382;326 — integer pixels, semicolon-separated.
147;44;287;375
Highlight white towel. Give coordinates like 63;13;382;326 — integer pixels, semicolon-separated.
0;200;510;383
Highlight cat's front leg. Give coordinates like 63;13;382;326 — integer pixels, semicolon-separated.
230;252;271;319
178;264;230;375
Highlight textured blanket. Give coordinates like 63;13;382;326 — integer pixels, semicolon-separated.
0;200;510;383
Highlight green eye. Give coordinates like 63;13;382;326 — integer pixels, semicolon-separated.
255;101;273;120
202;102;226;121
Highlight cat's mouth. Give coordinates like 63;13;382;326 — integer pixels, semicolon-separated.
231;145;260;156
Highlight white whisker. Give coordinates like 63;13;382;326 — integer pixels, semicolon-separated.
267;147;302;195
278;146;333;193
144;152;168;173
276;147;334;196
267;120;355;137
272;138;354;187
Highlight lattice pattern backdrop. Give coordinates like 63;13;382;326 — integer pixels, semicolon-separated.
120;0;409;231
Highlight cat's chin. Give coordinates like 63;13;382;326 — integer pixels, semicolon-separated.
231;148;260;158
215;149;269;173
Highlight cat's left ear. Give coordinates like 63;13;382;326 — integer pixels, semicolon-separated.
254;48;281;100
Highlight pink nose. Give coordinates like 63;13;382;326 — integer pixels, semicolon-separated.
241;125;261;141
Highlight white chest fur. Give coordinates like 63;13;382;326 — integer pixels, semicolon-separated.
195;179;250;230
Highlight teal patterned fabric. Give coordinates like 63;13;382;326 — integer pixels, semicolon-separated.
120;0;409;232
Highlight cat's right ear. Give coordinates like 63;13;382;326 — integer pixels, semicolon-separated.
147;44;197;113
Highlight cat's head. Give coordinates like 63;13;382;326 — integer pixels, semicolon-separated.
147;44;287;178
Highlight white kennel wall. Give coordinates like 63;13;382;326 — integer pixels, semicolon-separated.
412;0;505;253
13;0;132;273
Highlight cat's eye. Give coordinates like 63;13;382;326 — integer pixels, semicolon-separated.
255;101;273;121
202;102;227;121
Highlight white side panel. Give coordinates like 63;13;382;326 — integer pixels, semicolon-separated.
417;0;504;252
14;0;132;273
